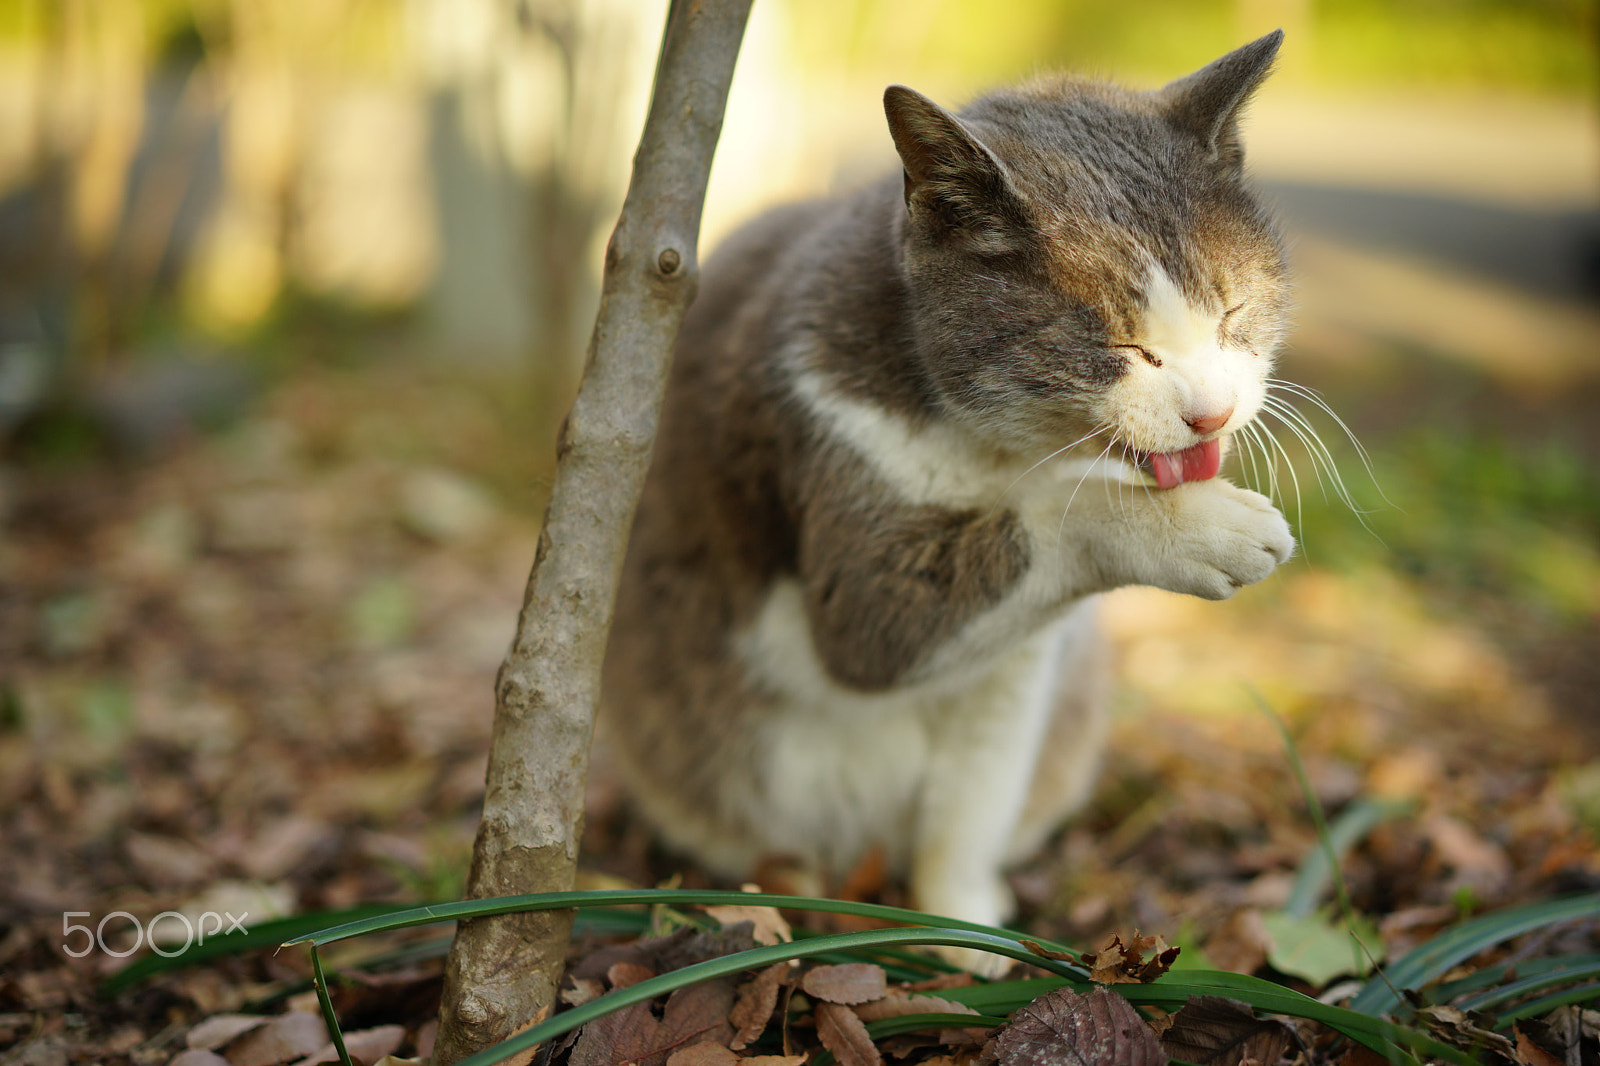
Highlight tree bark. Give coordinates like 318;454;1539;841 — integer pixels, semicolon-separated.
430;2;753;1062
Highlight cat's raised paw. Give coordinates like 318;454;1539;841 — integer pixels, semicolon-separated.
1139;479;1295;600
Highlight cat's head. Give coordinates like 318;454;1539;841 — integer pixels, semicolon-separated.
883;31;1290;482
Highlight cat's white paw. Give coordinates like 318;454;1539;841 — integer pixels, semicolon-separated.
1133;479;1295;600
912;872;1017;977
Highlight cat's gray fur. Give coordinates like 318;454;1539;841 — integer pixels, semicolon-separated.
600;32;1295;951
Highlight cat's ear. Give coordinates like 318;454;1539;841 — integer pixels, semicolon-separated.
884;85;1023;242
1159;29;1282;171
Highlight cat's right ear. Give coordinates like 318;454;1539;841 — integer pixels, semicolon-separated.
1159;30;1283;173
884;86;1023;242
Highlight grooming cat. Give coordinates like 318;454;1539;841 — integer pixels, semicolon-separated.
601;32;1295;949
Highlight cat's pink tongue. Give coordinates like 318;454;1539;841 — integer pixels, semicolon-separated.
1148;438;1221;490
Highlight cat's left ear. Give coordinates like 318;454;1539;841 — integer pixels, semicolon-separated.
1159;29;1282;171
884;85;1025;244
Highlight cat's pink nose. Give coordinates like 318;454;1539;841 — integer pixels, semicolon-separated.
1186;408;1233;436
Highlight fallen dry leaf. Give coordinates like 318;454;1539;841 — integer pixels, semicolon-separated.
289;1024;405;1066
1080;931;1181;985
985;986;1164;1066
816;1001;883;1066
802;963;888;1005
1335;1046;1394;1066
730;963;789;1050
1021;939;1078;963
704;902;792;946
561;976;605;1007
1515;1024;1567;1066
568;1000;660;1066
907;972;976;992
607;960;657;989
666;1040;741;1066
225;1012;330;1066
651;978;737;1066
1160;996;1296;1066
187;1015;270;1051
852;991;980;1023
173;1052;233;1066
1416;1004;1519;1062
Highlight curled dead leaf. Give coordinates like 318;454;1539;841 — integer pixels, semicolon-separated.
1080;931;1181;984
1416;1004;1519;1061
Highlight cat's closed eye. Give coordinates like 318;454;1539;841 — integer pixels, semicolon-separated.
1111;343;1162;367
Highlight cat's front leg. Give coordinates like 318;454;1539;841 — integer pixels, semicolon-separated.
1065;478;1296;600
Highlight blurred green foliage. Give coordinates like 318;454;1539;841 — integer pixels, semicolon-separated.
1273;414;1600;624
794;0;1596;94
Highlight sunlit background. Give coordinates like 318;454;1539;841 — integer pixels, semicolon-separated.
3;0;1599;967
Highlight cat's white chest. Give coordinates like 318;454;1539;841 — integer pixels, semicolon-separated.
734;578;1085;874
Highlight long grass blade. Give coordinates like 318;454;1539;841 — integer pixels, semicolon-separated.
282;889;1083;966
103;901;441;994
1350;893;1600;1016
453;926;1083;1066
1428;953;1600;1008
309;946;354;1066
1285;798;1413;920
1460;957;1600;1014
1493;982;1600;1026
1253;690;1391;989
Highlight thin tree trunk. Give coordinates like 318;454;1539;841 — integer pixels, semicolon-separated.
430;2;753;1062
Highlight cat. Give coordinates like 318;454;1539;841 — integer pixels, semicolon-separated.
600;31;1296;961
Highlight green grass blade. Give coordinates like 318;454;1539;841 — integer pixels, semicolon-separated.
1121;969;1473;1066
1349;893;1600;1016
1493;982;1600;1026
102;902;436;995
863;1012;1007;1035
938;977;1073;1013
1285;798;1411;919
1458;957;1600;1014
309;946;354;1066
283;889;1083;970
452;926;1083;1066
1254;690;1389;989
101;902;645;996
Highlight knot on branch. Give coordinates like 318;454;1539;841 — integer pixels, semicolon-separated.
656;247;682;275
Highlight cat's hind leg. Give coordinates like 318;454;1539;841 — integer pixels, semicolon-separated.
907;624;1072;973
1006;612;1113;866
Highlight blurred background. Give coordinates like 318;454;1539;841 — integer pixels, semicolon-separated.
2;0;1599;1020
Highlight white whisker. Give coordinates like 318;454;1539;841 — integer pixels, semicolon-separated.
1235;423;1267;500
1056;436;1118;552
1253;417;1306;537
1268;378;1397;511
986;422;1113;516
1260;395;1375;519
